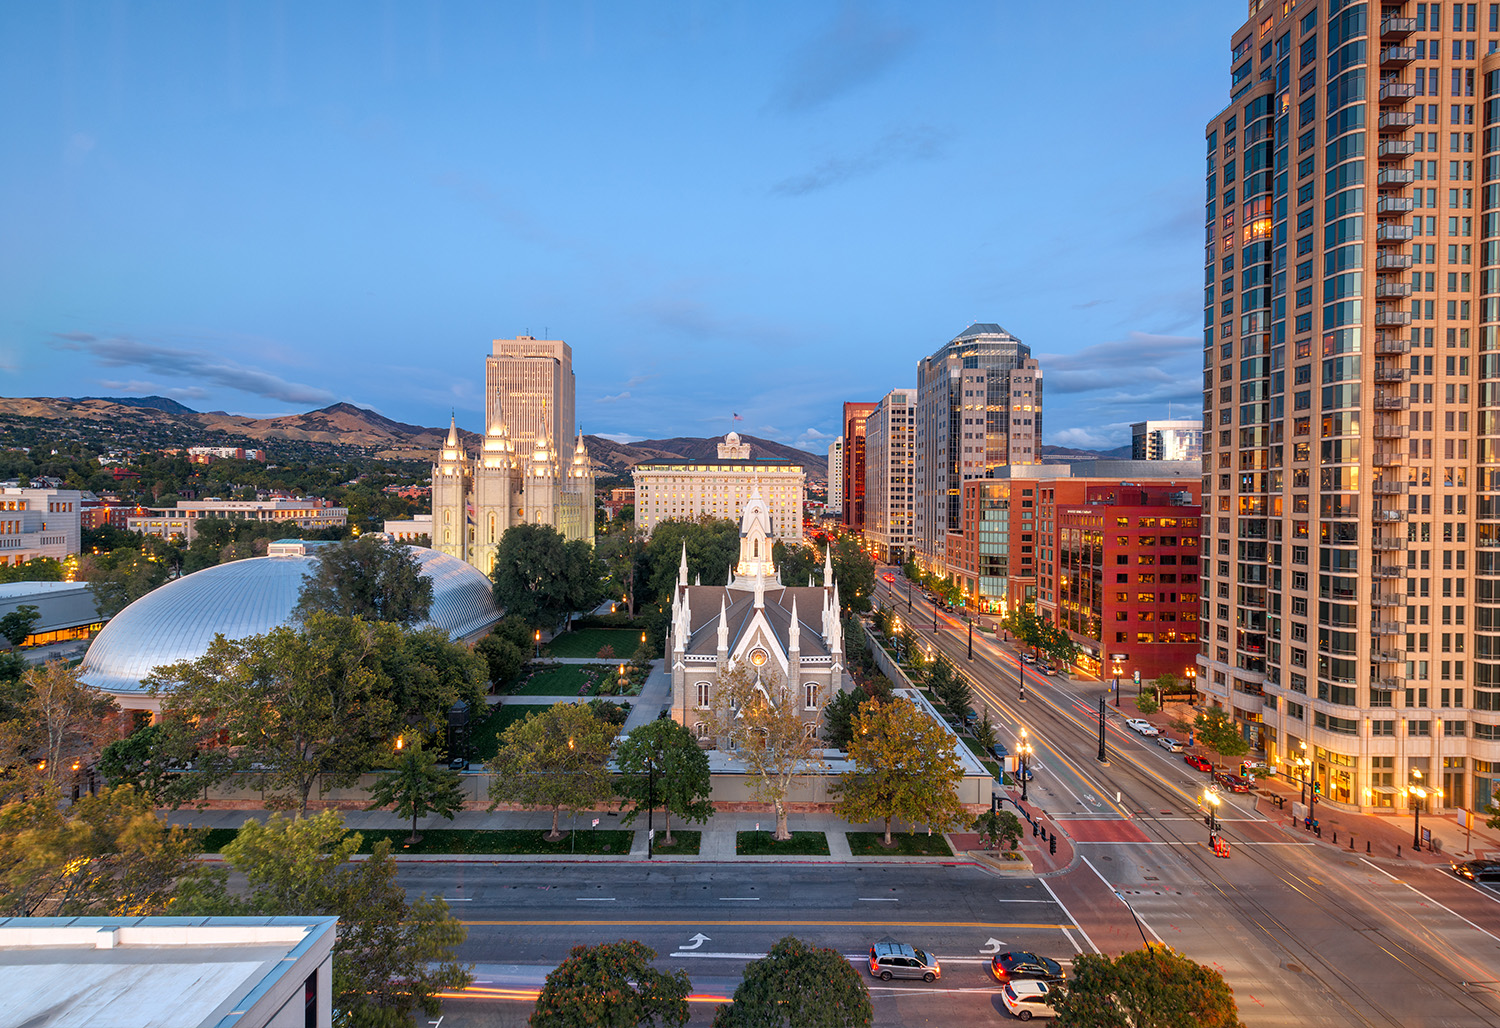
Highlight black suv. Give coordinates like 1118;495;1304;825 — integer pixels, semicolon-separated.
990;951;1065;983
1451;859;1500;883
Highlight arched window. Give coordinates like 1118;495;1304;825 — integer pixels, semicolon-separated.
753;538;760;557
444;510;452;524
695;682;710;709
694;721;709;739
489;513;496;542
803;722;818;738
444;528;451;543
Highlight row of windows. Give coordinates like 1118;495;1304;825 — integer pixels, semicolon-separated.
695;682;822;710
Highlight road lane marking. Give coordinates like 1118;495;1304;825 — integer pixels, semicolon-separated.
575;897;616;902
1360;858;1500;945
719;896;760;901
858;897;899;902
461;919;1077;929
1040;872;1102;955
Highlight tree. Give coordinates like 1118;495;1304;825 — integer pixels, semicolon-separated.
614;718;714;845
486;701;618;838
1051;945;1245;1028
830;537;875;613
475;631;526;691
925;653;971;720
0;604;39;647
976;709;999;755
712;935;872;1028
772;541;822;588
709;662;825;841
148;613;407;816
531;939;690;1028
639;518;739;605
0;557;65;584
833;697;971;846
365;737;466;844
294;535;434;627
821;688;864;751
0;661;120;795
86;547;169;618
491;524;606;631
1134;692;1161;715
175;811;471;1026
1192;707;1249;768
973;809;1024;851
0;785;204;918
97;722;195;806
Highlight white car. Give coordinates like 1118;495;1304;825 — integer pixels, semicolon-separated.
1125;718;1159;737
1001;979;1058;1020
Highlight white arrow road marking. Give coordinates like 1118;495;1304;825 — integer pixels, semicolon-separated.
680;933;710;950
980;937;1005;955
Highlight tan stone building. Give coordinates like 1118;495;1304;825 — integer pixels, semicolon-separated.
632;433;804;544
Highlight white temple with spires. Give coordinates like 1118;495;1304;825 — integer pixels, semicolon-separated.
666;489;847;738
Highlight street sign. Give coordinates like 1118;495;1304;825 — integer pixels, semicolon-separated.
1133;670;1141;684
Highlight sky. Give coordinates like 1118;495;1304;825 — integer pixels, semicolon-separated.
1;1;1240;453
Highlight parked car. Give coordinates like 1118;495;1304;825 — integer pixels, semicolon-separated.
1001;980;1058;1021
1021;653;1037;665
1451;859;1500;884
992;742;1010;760
1036;664;1055;676
1185;753;1214;772
1157;735;1184;752
963;708;981;729
1124;718;1159;736
990;951;1065;984
1213;771;1252;793
868;939;941;982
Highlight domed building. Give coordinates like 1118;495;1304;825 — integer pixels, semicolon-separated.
79;540;501;715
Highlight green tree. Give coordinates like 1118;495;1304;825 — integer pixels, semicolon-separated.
639;518;740;605
0;557;65;584
925;653;971;720
976;709;999;755
294;535;434;626
365;737;466;844
85;547;169;618
491;524;607;631
176;811;471;1027
1192;707;1250;768
711;935;872;1028
1135;692;1161;715
380;625;489;723
821;688;864;751
973;809;1024;851
614;718;714;845
772;540;822;588
709;663;825;840
475;631;526;690
531;940;691;1028
830;536;875;613
833;697;971;846
0;785;204;917
0;604;40;646
1051;945;1245;1028
486;701;618;838
97;723;194;806
0;661;120;796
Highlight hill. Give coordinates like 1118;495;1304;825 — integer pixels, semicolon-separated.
583;434;828;481
1039;443;1133;462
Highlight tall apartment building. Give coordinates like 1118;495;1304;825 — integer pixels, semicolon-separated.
1131;420;1204;461
914;323;1041;570
1201;0;1500;812
841;402;878;531
827;438;844;514
864;389;916;564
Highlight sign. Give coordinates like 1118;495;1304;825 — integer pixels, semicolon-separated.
1458;809;1474;830
1111;652;1128;661
1422;827;1432;844
1133;671;1141;684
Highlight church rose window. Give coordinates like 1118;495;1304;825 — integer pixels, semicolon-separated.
750;649;768;667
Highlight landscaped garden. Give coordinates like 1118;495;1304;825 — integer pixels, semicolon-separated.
846;831;954;857
545;628;644;659
201;827;638;855
509;664;617;696
736;831;831;856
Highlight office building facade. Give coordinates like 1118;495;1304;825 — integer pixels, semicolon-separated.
1131;419;1205;461
1201;0;1500;811
864;389;917;564
633;434;805;545
827;438;844;515
0;487;85;565
841;402;878;530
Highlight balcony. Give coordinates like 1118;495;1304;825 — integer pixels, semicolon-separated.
1378;139;1417;159
1373;422;1410;440
1375;222;1415;241
1377;166;1416;187
1372;394;1411;411
1373;675;1408;691
1378;110;1417;130
1375;251;1414;270
1371;646;1405;663
1375;335;1413;354
1373;507;1408;522
1380;45;1417;66
1372;620;1405;635
1377;195;1416;215
1371;535;1407;550
1371;592;1403;608
1372;479;1409;496
1374;308;1412;325
1372;563;1405;578
1381;15;1417;38
1374;363;1411;381
1371;448;1407;467
1379;80;1417;102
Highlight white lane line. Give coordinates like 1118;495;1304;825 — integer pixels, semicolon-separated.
1360;858;1500;945
439;897;472;901
1039;875;1100;955
1081;855;1164;946
858;897;899;902
1059;926;1083;954
575;897;616;902
719;896;760;901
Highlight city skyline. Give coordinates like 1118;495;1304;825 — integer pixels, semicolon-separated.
1;2;1233;452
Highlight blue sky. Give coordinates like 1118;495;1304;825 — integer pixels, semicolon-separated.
1;1;1238;453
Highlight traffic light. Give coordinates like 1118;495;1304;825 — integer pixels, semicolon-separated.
1049;835;1057;856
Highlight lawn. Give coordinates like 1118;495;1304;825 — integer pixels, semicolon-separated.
648;830;701;856
547;629;643;659
846;831;954;857
471;703;539;761
196;824;638;856
510;664;614;696
736;831;830;856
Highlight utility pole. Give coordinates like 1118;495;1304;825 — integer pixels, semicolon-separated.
1097;697;1108;764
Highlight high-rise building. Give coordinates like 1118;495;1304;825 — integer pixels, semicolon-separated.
841;402;878;530
914;323;1041;570
827;438;844;514
1131;420;1204;462
431;336;594;574
1200;1;1498;813
864;389;916;565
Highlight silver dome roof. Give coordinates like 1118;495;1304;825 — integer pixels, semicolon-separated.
80;547;500;695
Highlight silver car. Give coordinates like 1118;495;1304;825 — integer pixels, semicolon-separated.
868;939;941;982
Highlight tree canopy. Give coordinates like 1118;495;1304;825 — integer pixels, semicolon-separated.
486;701;618;837
491;523;607;631
85;546;170;618
0;604;40;647
365;737;466;844
1051;945;1244;1028
614;717;714;845
294;535;433;626
711;935;872;1028
0;661;119;800
709;663;825;840
829;537;875;614
833;696;970;846
1190;707;1249;767
530;940;691;1028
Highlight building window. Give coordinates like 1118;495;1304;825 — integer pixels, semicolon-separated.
805;684;819;710
696;682;710;709
694;721;709;739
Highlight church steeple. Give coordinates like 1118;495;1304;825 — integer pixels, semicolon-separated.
732;482;779;585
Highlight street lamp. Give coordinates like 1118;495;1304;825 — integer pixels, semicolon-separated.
534;629;541;659
1111;660;1122;709
1407;769;1427;851
1292;741;1315;825
1017;727;1033;803
967;613;974;661
1203;788;1222;845
646;754;657;860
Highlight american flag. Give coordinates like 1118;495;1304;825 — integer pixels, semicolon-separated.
733;413;742;421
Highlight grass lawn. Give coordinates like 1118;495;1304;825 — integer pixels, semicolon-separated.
199;828;239;853
471;704;538;761
546;629;643;659
197;825;637;856
510;664;613;696
736;831;830;856
846;831;954;857
648;830;701;856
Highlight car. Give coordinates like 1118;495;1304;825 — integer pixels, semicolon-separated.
990;951;1065;984
882;572;895;582
963;708;981;728
1124;718;1159;736
1021;653;1037;665
448;757;469;771
1001;980;1058;1021
992;742;1010;760
1036;664;1055;676
1213;771;1252;793
1157;735;1184;752
1185;753;1213;772
1451;859;1500;883
868;939;940;982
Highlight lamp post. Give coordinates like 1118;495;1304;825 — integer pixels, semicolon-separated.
1293;741;1315;825
967;614;974;662
1407;769;1427;851
1203;788;1222;846
1185;665;1197;701
1097;696;1108;764
1018;648;1026;703
1018;727;1033;803
1111;660;1121;709
646;755;657;860
534;629;541;659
